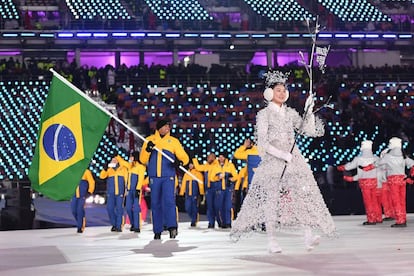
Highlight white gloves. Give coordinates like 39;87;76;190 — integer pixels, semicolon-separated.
304;93;315;113
267;145;293;163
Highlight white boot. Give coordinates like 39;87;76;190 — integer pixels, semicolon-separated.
268;236;282;253
304;229;320;251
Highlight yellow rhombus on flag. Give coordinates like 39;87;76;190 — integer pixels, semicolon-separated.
29;73;110;201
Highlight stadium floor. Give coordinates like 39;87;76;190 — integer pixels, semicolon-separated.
1;214;414;275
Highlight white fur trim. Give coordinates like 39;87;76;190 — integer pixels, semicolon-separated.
284;89;289;102
263;87;274;101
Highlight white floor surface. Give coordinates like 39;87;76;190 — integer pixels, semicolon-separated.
1;214;414;276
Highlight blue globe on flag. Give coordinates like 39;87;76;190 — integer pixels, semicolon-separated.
42;124;77;161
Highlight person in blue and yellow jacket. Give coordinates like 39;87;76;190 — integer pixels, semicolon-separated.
233;138;261;188
192;153;218;228
116;151;146;233
71;168;95;233
100;156;128;232
179;162;204;227
234;166;248;217
140;118;189;240
210;153;238;228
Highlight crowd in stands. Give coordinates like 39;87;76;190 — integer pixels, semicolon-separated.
0;58;414;149
0;55;414;187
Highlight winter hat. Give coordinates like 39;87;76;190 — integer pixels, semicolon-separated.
360;140;373;150
131;151;140;161
388;137;402;149
156;118;171;130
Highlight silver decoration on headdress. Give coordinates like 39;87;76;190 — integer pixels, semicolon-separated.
263;71;290;87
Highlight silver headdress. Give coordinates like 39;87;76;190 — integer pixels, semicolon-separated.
263;70;290;87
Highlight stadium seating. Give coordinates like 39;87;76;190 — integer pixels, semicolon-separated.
0;0;20;29
65;0;131;20
317;0;392;23
1;75;413;180
242;0;315;22
143;0;213;21
0;81;127;180
0;0;20;20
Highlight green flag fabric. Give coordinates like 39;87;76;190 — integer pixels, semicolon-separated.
29;74;110;201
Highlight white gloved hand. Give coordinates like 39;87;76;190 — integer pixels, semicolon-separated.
279;151;293;163
304;93;315;113
267;145;293;163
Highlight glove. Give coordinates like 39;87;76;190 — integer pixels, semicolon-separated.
358;164;375;171
267;145;292;163
304;93;315;113
134;190;141;198
173;158;183;169
337;165;346;172
145;141;155;152
343;175;354;182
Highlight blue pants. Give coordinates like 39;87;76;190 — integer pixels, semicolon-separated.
106;193;124;228
222;185;234;225
71;196;86;229
205;187;214;225
185;195;198;224
125;190;141;229
150;176;177;234
211;182;224;227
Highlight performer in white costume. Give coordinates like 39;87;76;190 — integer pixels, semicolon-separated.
338;140;382;225
230;70;336;253
368;137;414;227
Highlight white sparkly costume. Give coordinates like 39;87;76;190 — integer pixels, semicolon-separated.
230;101;336;244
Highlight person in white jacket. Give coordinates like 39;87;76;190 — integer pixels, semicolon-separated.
338;140;382;225
230;70;336;253
361;137;414;227
375;137;414;227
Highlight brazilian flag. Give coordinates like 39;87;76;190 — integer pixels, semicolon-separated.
29;73;110;201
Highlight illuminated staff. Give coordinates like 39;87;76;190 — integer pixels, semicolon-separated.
280;17;331;179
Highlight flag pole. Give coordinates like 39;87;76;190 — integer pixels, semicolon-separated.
49;69;202;183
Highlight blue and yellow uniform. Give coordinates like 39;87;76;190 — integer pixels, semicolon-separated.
71;169;95;233
234;166;248;216
234;166;248;192
116;155;146;233
100;159;128;232
179;166;204;227
234;143;261;187
140;128;189;237
210;157;238;228
192;154;218;228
